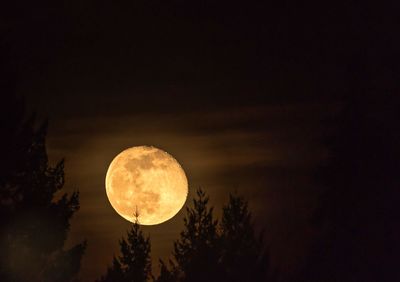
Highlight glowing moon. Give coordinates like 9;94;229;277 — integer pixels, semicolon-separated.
105;146;188;225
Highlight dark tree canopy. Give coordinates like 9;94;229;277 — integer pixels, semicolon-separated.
155;189;274;282
172;189;222;282
0;77;86;281
220;194;272;282
98;219;152;282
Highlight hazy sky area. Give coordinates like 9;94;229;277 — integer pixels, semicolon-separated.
39;100;335;280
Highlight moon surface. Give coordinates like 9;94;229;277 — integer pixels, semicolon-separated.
105;146;188;225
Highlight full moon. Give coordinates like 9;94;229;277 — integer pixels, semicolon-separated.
105;146;188;225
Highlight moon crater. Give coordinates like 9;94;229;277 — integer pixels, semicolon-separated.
105;146;188;225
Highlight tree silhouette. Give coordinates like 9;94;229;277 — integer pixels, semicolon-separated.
0;77;86;282
155;189;275;282
98;216;152;282
171;189;222;282
220;194;273;282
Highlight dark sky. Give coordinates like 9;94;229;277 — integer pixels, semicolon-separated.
2;1;397;281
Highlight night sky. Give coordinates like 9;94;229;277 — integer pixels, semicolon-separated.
2;1;399;281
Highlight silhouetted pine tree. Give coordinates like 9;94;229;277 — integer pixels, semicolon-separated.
172;189;222;282
157;189;275;282
220;194;273;282
0;78;86;282
98;218;152;282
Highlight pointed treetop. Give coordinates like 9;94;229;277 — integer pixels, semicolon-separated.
134;205;140;224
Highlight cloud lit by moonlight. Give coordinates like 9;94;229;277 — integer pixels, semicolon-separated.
105;146;188;225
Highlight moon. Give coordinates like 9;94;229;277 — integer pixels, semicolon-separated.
105;146;188;225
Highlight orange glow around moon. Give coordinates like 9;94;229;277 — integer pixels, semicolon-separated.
105;146;188;225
